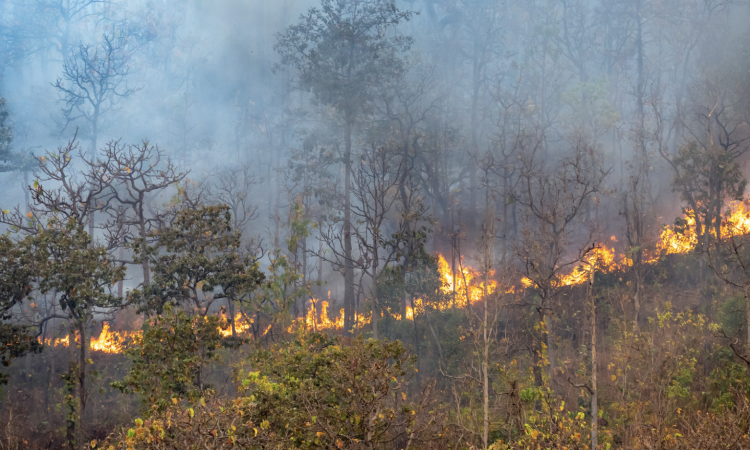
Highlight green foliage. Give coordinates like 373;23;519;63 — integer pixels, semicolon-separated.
27;217;125;448
105;331;443;449
102;391;274;450
0;96;35;172
112;307;230;416
0;97;11;163
132;205;265;314
375;227;442;320
0;234;43;389
275;0;414;120
243;332;439;448
490;395;596;450
717;292;746;336
33;217;126;318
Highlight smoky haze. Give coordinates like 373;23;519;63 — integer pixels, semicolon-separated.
5;1;750;449
1;0;750;339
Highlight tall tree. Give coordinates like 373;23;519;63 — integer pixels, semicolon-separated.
52;28;139;156
275;0;415;333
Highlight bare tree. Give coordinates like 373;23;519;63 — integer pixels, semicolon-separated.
96;140;187;289
0;133;115;235
350;144;404;339
514;135;609;389
52;28;139;156
207;163;259;234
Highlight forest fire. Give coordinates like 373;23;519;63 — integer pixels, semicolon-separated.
41;325;142;354
289;300;371;332
38;204;750;346
217;312;253;337
646;203;750;262
90;324;136;354
436;254;497;308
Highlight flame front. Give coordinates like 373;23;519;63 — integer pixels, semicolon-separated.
41;204;750;340
289;300;371;332
437;255;497;309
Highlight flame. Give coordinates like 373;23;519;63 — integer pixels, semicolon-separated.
42;312;257;354
645;202;750;263
42;204;750;340
40;326;141;354
288;300;371;332
217;312;253;337
557;245;619;287
436;255;497;309
90;323;127;354
40;334;70;348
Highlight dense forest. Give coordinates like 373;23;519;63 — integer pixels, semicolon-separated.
1;0;750;448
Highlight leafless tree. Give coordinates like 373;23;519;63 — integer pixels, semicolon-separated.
514;135;610;389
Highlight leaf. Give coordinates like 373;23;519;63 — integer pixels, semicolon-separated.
188;408;194;418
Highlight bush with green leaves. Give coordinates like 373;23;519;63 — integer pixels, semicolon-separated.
106;331;446;449
112;307;231;416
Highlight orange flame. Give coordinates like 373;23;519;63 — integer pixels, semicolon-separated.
90;323;127;354
437;255;497;309
217;312;253;337
288;300;371;331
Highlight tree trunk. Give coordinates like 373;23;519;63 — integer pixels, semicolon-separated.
546;308;555;384
65;364;77;450
139;200;150;286
78;322;87;450
481;193;494;449
589;267;598;449
633;245;643;332
482;270;490;450
372;243;380;340
343;119;355;335
228;298;237;338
